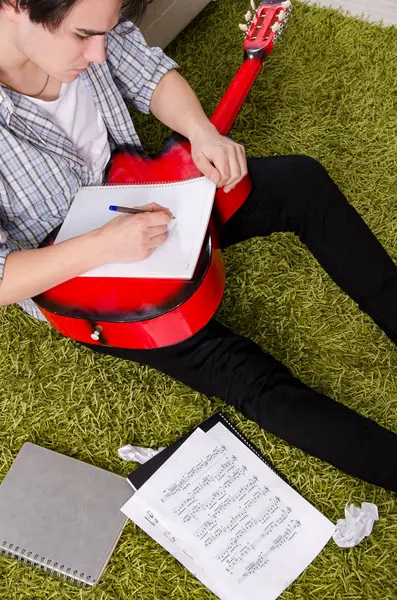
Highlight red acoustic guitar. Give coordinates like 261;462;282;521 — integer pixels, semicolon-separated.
34;0;291;349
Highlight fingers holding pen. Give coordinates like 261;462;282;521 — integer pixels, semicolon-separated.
99;205;172;263
115;203;173;223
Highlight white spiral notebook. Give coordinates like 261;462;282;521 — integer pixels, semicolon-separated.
0;443;133;586
54;177;216;279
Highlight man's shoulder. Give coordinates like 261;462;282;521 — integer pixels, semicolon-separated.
104;18;178;88
106;20;148;60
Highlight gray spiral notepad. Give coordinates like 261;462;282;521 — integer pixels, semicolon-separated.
0;443;133;586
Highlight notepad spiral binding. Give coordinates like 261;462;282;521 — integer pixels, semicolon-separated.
219;414;265;461
0;540;94;586
216;413;291;486
90;176;207;191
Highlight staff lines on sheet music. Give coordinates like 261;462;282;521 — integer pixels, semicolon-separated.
163;453;250;511
179;477;301;584
184;454;238;490
238;520;302;583
227;519;301;583
184;468;250;515
200;495;283;549
143;500;301;584
218;507;287;560
160;441;302;583
217;506;293;569
183;477;268;535
161;445;227;501
176;454;225;495
173;470;259;524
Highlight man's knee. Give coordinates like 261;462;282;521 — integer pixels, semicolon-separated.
285;155;341;218
291;155;330;188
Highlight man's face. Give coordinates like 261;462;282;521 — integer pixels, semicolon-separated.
10;0;122;82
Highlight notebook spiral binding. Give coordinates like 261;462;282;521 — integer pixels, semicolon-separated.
216;413;291;486
0;540;94;587
91;176;208;191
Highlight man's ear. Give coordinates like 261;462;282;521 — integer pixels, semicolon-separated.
2;0;23;24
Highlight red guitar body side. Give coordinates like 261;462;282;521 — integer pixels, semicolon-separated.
35;135;252;349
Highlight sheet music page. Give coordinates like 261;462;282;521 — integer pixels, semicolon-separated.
127;498;225;599
121;424;335;600
54;177;216;279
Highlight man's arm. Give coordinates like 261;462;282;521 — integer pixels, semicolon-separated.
0;206;170;306
149;70;247;193
0;230;106;306
106;23;247;191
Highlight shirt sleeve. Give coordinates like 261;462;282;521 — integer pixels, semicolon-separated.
106;20;179;114
0;177;21;282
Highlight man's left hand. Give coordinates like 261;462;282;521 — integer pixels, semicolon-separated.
189;127;248;193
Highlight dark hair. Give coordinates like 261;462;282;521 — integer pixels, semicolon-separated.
0;0;151;29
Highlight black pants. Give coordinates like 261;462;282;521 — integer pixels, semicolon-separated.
84;156;397;492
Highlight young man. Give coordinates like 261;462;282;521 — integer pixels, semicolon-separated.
1;0;397;492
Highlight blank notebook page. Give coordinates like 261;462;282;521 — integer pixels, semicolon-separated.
54;177;216;279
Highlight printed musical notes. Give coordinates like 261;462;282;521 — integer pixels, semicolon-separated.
121;423;335;600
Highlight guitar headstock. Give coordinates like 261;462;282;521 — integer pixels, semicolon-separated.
240;0;292;59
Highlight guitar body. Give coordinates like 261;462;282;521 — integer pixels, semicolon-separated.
34;1;291;350
35;136;249;349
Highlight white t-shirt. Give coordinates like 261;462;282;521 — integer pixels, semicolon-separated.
28;77;111;184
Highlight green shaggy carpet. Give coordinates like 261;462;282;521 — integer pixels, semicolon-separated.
1;1;397;598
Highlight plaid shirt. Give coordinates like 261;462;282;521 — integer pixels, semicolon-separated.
0;21;178;320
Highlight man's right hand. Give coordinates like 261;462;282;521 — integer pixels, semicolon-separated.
97;202;172;263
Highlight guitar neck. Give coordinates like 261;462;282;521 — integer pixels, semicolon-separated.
209;56;264;137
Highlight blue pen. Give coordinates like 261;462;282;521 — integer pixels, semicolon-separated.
109;205;148;215
109;205;176;230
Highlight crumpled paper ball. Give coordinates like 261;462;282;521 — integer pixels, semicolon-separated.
118;444;165;464
333;502;379;548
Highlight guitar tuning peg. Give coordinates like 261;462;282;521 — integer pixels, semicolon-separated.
281;0;292;8
250;0;256;11
244;10;252;22
239;23;249;32
271;22;281;32
278;10;286;21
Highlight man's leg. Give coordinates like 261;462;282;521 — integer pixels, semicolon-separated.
222;155;397;344
82;154;397;491
83;319;397;492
